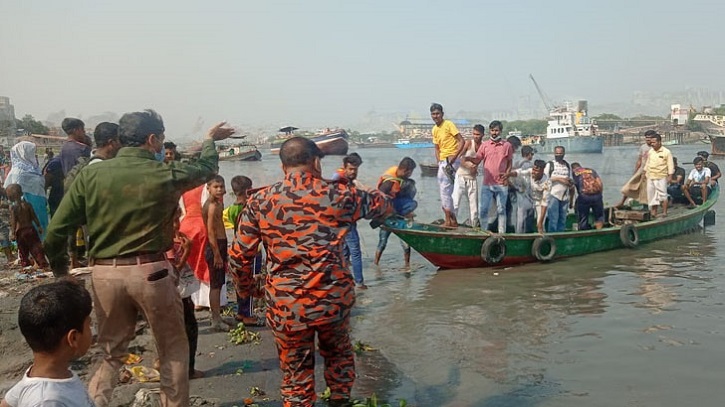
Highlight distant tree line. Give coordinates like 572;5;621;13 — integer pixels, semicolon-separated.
0;115;50;138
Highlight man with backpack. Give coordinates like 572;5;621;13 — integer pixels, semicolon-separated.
543;146;573;232
571;163;604;230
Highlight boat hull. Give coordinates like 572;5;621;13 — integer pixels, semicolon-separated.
420;164;438;177
383;188;717;269
394;142;434;149
536;136;603;154
218;149;262;161
356;142;395;149
270;131;349;155
315;136;349;155
708;134;725;155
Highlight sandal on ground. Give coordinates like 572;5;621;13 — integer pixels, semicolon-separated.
189;370;205;380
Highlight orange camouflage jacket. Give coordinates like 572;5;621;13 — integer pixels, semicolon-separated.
228;170;392;331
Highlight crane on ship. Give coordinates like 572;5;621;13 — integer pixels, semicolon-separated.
529;74;557;112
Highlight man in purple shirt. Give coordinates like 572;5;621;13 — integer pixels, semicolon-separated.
58;117;91;268
59;117;91;176
465;121;513;233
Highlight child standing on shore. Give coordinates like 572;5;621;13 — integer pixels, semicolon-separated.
6;184;48;269
203;175;231;332
1;280;94;407
166;207;205;379
227;176;263;325
0;186;16;264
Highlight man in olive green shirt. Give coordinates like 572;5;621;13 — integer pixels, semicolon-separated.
44;110;234;407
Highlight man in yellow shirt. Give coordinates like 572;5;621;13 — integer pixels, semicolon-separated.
644;133;674;218
431;103;465;227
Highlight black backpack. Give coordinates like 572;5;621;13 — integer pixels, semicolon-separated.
547;160;571;178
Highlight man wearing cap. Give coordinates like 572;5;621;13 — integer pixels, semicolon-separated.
697;151;721;187
644;133;674;217
229;137;393;407
45;110;235;407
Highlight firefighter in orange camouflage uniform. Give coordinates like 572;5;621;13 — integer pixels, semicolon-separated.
228;137;393;407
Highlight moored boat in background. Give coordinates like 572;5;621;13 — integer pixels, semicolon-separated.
419;163;438;177
693;114;725;155
218;144;262;161
393;138;434;149
535;101;603;154
270;127;349;155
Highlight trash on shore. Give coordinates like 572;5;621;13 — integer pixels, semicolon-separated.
228;323;261;345
123;353;143;365
131;389;218;407
353;340;376;354
124;366;160;383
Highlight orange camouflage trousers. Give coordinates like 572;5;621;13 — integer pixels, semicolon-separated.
272;316;355;407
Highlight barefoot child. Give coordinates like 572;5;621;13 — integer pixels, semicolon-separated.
6;184;48;269
227;176;262;325
203;175;230;331
1;280;94;407
166;208;205;379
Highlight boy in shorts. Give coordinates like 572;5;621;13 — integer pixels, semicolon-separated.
203;175;230;331
227;176;263;325
1;280;94;407
6;184;48;269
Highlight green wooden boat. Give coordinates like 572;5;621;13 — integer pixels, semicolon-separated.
382;188;718;269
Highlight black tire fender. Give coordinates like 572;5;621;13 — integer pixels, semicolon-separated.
481;236;506;264
620;223;639;248
531;236;557;262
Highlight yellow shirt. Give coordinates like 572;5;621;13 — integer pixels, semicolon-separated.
646;146;674;180
432;120;460;160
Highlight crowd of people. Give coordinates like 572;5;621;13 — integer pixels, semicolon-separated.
0;106;721;407
0;111;408;407
430;104;721;234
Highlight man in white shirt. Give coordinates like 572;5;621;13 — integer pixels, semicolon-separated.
542;146;573;232
452;124;484;227
507;159;550;233
683;156;711;208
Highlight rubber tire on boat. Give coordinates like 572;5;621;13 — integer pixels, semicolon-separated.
620;224;639;248
704;210;716;227
481;236;506;264
531;236;557;262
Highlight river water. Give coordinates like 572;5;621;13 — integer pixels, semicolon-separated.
218;143;724;407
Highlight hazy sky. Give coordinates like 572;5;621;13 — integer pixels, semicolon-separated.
1;0;723;138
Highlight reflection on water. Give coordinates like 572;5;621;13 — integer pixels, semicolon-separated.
217;147;725;407
352;228;724;406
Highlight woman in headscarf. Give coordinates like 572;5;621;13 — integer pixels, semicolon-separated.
3;141;49;239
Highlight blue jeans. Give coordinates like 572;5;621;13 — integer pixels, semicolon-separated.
393;197;417;216
343;223;364;284
516;194;535;233
376;229;410;254
238;251;263;317
547;196;568;232
479;185;508;233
